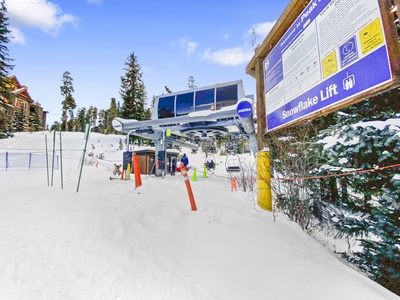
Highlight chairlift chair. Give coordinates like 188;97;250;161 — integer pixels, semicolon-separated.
225;154;241;172
205;153;216;170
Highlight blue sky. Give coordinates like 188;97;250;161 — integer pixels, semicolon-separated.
5;0;290;126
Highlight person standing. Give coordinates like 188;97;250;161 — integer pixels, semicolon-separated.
181;153;189;169
171;158;177;175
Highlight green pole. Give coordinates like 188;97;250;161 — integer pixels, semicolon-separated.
45;135;49;186
51;130;56;186
76;124;90;193
60;127;63;189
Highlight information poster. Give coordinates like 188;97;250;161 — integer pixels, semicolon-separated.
264;0;392;131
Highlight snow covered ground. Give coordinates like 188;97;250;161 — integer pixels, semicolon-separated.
0;131;398;300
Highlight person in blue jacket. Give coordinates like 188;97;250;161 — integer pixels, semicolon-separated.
181;153;189;169
171;158;177;175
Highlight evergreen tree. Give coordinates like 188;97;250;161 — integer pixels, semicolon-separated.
60;71;76;131
14;106;27;132
150;95;156;107
0;0;13;100
98;109;108;134
268;88;400;295
144;107;152;120
29;107;42;131
0;0;14;132
86;106;98;127
117;101;121;116
310;90;400;294
76;107;86;132
119;52;147;121
106;97;118;134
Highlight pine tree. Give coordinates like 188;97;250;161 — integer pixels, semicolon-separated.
76;107;86;132
98;109;108;134
311;90;400;294
107;97;118;134
86;106;98;127
60;71;76;131
0;0;14;132
119;52;147;121
29;107;42;131
0;0;13;99
14;106;27;132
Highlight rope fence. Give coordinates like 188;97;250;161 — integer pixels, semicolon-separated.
2;147;398;183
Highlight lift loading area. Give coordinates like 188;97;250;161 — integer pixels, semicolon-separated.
112;80;257;177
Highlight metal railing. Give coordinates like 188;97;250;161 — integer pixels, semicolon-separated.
0;152;59;170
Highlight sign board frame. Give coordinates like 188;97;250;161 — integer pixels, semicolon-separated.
246;0;400;134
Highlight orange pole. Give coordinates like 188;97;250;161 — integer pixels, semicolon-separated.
231;178;237;192
133;153;142;188
180;162;197;211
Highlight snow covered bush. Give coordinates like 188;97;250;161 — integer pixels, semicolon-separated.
314;115;400;294
265;88;400;295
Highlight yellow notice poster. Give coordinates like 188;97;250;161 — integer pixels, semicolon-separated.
359;18;384;55
322;51;338;79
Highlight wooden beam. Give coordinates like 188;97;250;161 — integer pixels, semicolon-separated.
380;0;400;79
255;58;266;150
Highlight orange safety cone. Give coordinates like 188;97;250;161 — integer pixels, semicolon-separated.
180;162;197;211
133;153;142;189
120;169;125;180
231;178;237;192
95;161;99;168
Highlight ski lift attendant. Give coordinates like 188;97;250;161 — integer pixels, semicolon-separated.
181;153;189;168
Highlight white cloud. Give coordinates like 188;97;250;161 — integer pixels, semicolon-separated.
246;21;276;41
9;26;26;45
201;21;276;66
201;46;253;66
179;39;199;56
5;0;78;36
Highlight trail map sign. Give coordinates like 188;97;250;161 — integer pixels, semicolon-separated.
264;0;393;131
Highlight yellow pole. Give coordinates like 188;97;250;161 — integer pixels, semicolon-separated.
126;163;131;180
257;150;272;211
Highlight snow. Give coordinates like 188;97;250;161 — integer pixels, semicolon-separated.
0;132;398;300
318;118;400;149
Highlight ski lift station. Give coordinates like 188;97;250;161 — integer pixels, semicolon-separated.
112;80;257;177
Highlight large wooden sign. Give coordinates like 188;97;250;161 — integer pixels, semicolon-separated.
247;0;400;133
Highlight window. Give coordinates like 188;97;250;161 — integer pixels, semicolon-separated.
195;88;215;112
176;92;194;116
216;84;238;109
157;96;175;119
15;99;28;111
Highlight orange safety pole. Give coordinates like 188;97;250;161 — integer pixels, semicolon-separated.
180;162;197;211
133;153;142;189
120;169;124;180
231;178;237;192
